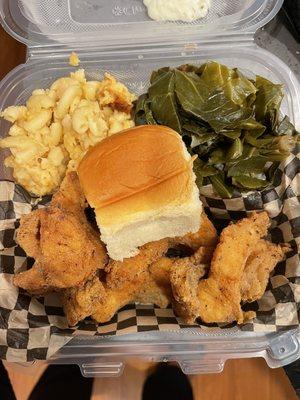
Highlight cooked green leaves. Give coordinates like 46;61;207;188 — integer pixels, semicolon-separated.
134;61;299;197
254;76;284;129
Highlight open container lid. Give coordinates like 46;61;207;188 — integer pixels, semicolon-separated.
0;0;300;375
0;0;284;48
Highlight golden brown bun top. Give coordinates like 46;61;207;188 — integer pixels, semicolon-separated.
78;125;191;209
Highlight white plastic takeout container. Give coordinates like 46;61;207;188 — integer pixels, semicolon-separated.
0;0;299;377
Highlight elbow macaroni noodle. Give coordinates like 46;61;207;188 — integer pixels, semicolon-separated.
0;69;135;196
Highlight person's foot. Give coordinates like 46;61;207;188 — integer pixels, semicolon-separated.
142;363;194;400
0;361;17;400
283;359;300;396
28;364;93;400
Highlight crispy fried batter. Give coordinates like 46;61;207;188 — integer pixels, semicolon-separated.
172;212;218;249
51;169;86;212
150;246;214;287
38;207;106;288
148;214;216;288
16;202;287;329
62;240;172;325
61;276;107;326
149;258;174;287
135;282;171;308
94;240;171;323
62;213;217;325
171;261;207;324
92;279;171;324
91;288;134;324
14;172;107;294
197;212;270;324
172;212;289;325
105;239;170;290
241;240;290;303
14;264;51;296
17;209;42;259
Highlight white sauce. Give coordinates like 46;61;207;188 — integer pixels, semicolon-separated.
143;0;211;22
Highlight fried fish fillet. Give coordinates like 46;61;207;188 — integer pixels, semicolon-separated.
51;169;86;212
197;212;270;324
61;275;107;326
92;278;171;325
62;213;217;325
241;240;290;303
62;240;171;325
172;212;218;250
150;246;214;287
13;263;51;295
94;239;172;323
171;261;207;324
171;212;289;325
149;213;217;288
16;209;42;259
105;239;170;290
152;246;212;324
14;172;107;294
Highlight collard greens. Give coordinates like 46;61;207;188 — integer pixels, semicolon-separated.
134;61;299;197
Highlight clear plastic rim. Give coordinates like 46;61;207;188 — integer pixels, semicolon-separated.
0;0;284;47
0;44;298;128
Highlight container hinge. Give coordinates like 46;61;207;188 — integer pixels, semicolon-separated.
80;362;124;378
27;33;255;61
179;359;225;375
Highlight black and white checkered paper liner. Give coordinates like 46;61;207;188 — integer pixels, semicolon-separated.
0;151;299;362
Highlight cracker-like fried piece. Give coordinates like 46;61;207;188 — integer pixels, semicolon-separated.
14;172;108;294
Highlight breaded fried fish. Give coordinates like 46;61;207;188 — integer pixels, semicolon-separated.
14;172;107;294
171;213;289;325
241;240;290;303
62;240;171;325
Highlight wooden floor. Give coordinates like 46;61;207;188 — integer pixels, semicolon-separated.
4;358;298;400
0;25;26;80
0;23;298;400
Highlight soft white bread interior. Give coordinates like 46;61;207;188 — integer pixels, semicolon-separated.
78;125;202;260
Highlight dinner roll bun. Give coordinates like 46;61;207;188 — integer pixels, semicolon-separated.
78;125;202;260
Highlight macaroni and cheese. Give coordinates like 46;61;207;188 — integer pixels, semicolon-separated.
0;70;135;196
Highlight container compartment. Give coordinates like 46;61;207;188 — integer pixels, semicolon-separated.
1;44;299;141
19;0;261;25
0;0;283;46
